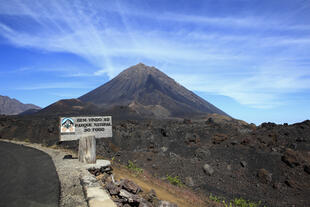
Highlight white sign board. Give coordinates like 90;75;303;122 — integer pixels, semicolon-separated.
60;116;112;141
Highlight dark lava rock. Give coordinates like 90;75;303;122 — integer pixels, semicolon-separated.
194;147;210;161
185;133;200;145
138;199;153;207
47;126;54;133
185;176;194;187
285;178;299;189
144;189;157;203
183;119;191;124
257;168;272;184
282;148;301;168
100;166;113;174
261;122;277;129
296;137;306;142
212;133;228;144
63;154;73;159
304;165;310;174
240;161;247;168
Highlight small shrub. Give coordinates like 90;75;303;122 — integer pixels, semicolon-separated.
127;160;143;174
166;175;183;186
232;198;262;207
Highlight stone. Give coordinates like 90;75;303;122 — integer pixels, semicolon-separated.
185;133;200;145
120;179;142;194
161;146;168;152
158;200;178;207
63;154;73;159
282;149;301;168
285;178;298;189
194;147;211;161
240;161;247;168
47;126;54;133
144;189;157;203
105;181;121;195
231;140;238;145
296;137;306;142
257;168;272;184
273;183;280;190
100;166;113;174
212;133;228;144
139;199;153;207
119;189;141;203
203;164;214;176
304;165;310;174
227;165;232;171
185;176;194;187
84;159;111;170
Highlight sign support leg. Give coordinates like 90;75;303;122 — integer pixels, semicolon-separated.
78;136;96;164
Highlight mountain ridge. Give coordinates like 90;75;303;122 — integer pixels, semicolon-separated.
0;95;41;115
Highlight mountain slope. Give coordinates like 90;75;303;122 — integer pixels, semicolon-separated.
0;95;41;115
79;63;227;117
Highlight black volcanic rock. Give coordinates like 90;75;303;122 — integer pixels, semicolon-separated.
0;95;41;115
79;63;227;118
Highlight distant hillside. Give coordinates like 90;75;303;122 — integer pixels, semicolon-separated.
0;95;41;115
79;63;228;118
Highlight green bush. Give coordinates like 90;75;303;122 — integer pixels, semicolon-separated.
127;160;143;174
233;198;262;207
166;175;183;186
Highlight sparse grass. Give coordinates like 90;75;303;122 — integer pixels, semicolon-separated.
166;175;183;187
24;138;30;142
209;194;266;207
127;160;143;174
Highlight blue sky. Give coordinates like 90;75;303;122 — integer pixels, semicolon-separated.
0;0;309;124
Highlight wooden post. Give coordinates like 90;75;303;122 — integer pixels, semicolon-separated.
78;136;96;164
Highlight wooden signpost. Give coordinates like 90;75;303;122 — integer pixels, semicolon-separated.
59;116;112;163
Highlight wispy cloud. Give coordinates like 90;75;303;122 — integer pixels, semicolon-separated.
0;0;309;109
16;82;94;90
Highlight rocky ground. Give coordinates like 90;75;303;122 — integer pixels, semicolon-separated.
89;166;179;207
0;114;309;206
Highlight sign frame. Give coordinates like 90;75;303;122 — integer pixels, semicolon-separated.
59;116;113;141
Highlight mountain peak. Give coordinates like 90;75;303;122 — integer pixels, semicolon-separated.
79;64;228;118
